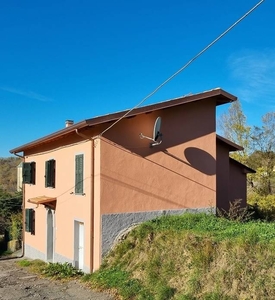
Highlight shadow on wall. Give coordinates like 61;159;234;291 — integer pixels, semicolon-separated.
103;100;216;158
163;147;216;176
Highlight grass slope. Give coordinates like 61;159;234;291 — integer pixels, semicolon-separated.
86;213;275;300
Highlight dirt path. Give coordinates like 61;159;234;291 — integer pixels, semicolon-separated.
0;258;114;300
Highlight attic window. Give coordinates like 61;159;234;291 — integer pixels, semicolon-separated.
45;159;56;188
22;162;36;184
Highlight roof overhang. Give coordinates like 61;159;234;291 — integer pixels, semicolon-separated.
216;135;243;152
28;196;57;209
229;158;256;174
10;88;237;154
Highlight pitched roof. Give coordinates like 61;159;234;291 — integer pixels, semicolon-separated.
216;134;243;151
10;88;236;154
229;158;256;174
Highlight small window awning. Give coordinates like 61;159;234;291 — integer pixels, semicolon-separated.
28;196;57;209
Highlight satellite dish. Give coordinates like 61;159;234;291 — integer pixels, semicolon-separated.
153;117;162;142
140;117;162;147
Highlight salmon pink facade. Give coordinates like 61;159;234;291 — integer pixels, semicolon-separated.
10;88;254;272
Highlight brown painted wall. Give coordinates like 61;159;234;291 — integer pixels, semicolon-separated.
229;160;247;208
216;142;248;211
216;141;230;211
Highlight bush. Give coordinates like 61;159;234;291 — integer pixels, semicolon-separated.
217;199;254;222
9;212;22;241
42;262;83;279
248;193;275;221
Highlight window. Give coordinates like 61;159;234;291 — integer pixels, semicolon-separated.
22;162;36;184
45;159;56;188
75;154;84;194
25;208;35;234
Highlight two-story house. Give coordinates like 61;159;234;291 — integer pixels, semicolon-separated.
10;88;254;272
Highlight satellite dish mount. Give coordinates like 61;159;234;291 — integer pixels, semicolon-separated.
140;117;163;147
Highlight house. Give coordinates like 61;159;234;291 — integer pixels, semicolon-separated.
10;88;254;272
17;162;23;192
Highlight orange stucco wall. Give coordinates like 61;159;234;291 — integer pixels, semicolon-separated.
24;139;93;271
99;100;217;214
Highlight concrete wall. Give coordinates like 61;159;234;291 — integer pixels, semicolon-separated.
101;207;212;257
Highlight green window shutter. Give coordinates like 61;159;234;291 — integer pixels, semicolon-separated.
22;163;32;184
45;160;56;188
75;154;84;194
22;162;36;184
45;161;50;187
25;209;33;232
30;162;36;184
51;160;56;188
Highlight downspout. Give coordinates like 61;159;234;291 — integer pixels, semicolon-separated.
90;139;95;272
75;128;94;272
13;153;24;159
91;136;101;271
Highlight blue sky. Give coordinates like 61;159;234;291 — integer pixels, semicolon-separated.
1;0;274;157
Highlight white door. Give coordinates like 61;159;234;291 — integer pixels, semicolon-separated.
47;209;54;262
78;223;84;270
74;221;84;270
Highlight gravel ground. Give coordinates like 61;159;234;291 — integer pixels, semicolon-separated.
0;258;114;300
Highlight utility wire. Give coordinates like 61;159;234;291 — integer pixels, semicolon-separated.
100;0;265;137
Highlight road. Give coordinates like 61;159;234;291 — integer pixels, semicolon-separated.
0;258;114;300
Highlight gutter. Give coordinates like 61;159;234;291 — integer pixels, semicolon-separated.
13;152;24;159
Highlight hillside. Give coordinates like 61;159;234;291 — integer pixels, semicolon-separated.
0;157;21;193
86;213;275;299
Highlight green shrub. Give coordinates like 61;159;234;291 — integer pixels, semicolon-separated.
9;212;22;241
42;262;83;279
248;193;275;220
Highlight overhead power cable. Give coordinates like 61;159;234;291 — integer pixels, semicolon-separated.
100;0;265;137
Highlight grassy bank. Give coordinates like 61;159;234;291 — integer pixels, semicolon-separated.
18;213;275;299
86;213;275;299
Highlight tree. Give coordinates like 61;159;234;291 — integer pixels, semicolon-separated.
0;157;21;193
0;188;22;236
0;189;22;217
249;112;275;196
218;100;251;164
